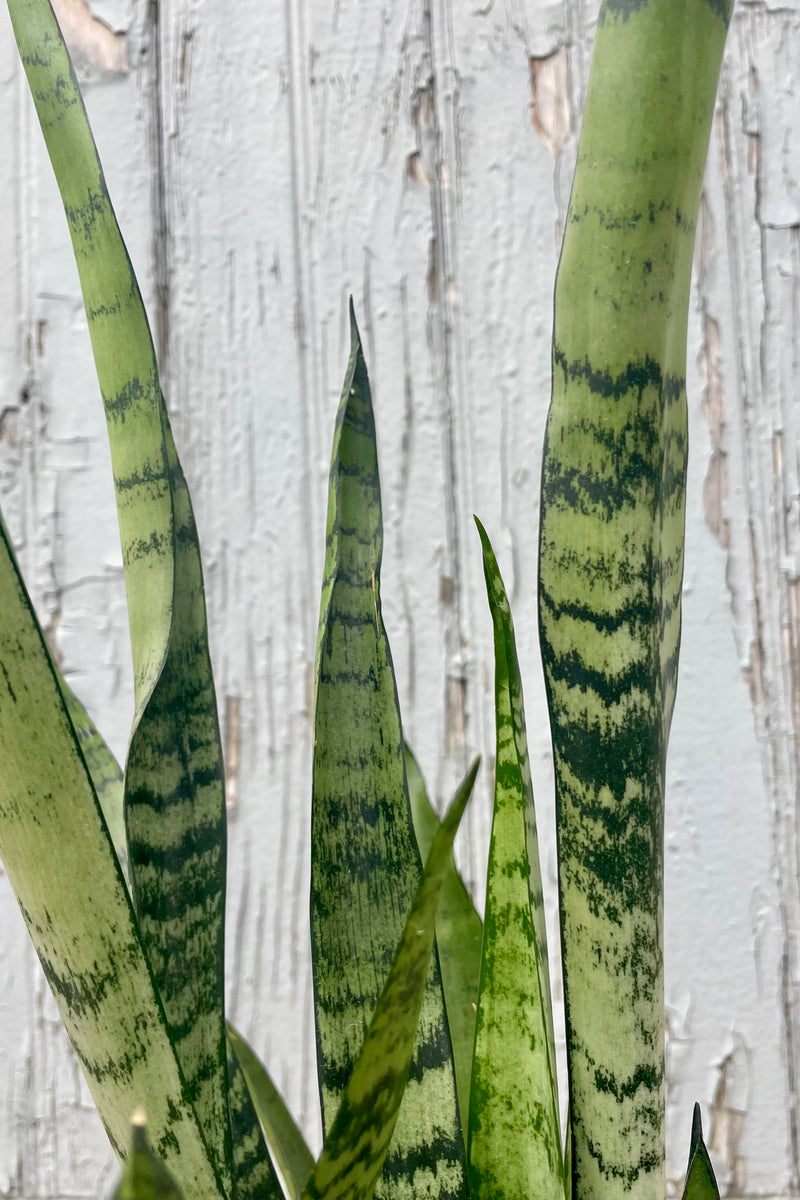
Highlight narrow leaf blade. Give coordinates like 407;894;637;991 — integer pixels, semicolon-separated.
405;744;482;1140
310;303;467;1197
0;517;223;1197
304;760;480;1200
225;1032;284;1200
468;520;563;1200
681;1104;720;1200
227;1024;315;1200
7;2;232;1187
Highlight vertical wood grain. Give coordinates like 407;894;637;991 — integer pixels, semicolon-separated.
0;0;798;1194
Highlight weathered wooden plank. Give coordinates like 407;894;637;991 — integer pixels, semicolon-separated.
0;0;798;1194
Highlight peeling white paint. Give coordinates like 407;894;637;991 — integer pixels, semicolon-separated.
1;0;799;1195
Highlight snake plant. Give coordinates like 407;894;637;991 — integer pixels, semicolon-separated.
0;0;731;1196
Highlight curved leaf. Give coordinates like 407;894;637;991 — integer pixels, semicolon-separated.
310;303;467;1198
0;518;223;1197
537;0;731;1193
304;759;480;1200
225;1032;284;1200
7;1;232;1188
405;744;482;1141
468;520;563;1200
227;1024;314;1200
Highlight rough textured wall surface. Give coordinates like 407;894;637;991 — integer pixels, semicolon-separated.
0;0;798;1195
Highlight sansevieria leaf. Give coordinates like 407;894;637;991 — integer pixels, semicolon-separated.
469;519;563;1200
112;1111;185;1200
0;517;223;1197
310;302;467;1198
405;745;483;1142
225;1035;284;1200
59;680;128;885
7;0;233;1190
52;683;278;1200
304;760;480;1200
228;1024;315;1200
681;1104;720;1200
537;1;732;1195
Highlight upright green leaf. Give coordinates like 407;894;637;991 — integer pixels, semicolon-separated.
228;1024;315;1200
304;761;479;1200
0;518;223;1198
7;2;232;1189
681;1104;720;1200
468;520;562;1200
405;744;482;1143
537;2;732;1195
310;303;467;1198
112;1111;185;1200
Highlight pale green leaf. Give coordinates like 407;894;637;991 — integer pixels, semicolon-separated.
0;516;223;1197
538;0;732;1191
58;682;128;886
7;1;232;1187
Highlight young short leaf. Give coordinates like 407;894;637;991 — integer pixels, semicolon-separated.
405;744;483;1144
111;1111;185;1200
681;1104;720;1200
469;520;563;1200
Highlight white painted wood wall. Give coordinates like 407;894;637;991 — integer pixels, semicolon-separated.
1;0;798;1194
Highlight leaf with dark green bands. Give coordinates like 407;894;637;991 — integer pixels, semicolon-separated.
304;758;480;1200
0;515;223;1198
7;1;232;1187
537;0;731;1192
405;743;482;1144
468;520;563;1200
310;302;467;1199
227;1024;314;1200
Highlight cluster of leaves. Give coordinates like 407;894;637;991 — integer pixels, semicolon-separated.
0;0;732;1196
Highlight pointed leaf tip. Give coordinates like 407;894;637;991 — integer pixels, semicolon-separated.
681;1103;720;1200
469;523;563;1198
348;295;359;341
111;1113;186;1200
